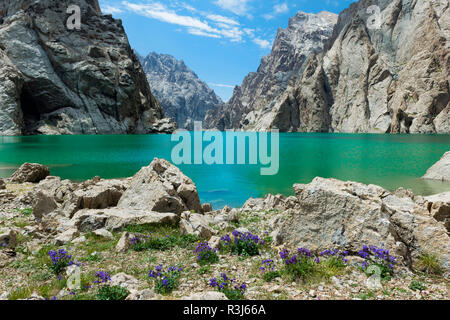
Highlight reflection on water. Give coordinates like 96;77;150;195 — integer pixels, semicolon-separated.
1;133;450;209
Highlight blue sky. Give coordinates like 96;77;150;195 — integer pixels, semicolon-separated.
98;0;353;101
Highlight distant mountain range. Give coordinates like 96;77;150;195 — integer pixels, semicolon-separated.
139;52;222;130
0;0;448;136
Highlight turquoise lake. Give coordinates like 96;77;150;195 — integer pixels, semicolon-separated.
1;133;450;209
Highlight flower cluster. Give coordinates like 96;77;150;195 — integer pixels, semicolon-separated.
358;245;397;279
94;271;111;284
279;249;303;265
220;230;264;256
318;249;349;264
193;242;219;265
209;272;246;300
260;259;275;272
260;259;280;282
48;249;77;275
148;264;183;295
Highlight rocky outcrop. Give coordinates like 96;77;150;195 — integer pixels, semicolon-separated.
72;208;179;232
272;178;450;273
140;53;222;130
204;11;338;131
118;158;203;214
0;0;173;135
425;192;450;232
423;151;450;181
205;0;449;133
9;163;50;183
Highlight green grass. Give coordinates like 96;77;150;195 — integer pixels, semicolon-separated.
15;208;33;217
280;256;347;284
80;233;118;253
358;290;375;300
8;287;33;300
409;280;426;292
95;285;129;300
128;224;199;252
416;252;443;275
262;271;281;282
197;265;212;275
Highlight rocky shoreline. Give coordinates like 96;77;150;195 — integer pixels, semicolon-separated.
0;159;449;300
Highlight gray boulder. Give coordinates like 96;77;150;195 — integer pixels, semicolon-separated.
72;208;179;232
0;228;17;249
277;178;450;273
118;158;202;214
9;163;50;183
423;152;450;181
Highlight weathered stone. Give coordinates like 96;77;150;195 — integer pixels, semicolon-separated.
180;213;215;240
54;228;80;245
202;203;213;213
115;232;136;253
72;208;179;232
93;228;114;240
72;236;86;244
9;163;50;183
0;179;5;190
32;191;58;221
126;289;157;300
110;273;141;292
208;236;221;250
118;158;202;214
425;192;450;232
0;228;17;249
73;179;126;210
423;152;450;181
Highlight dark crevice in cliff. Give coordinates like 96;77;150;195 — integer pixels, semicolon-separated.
20;86;41;134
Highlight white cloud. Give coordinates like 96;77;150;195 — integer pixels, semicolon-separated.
206;14;239;26
187;28;221;38
102;4;124;15
210;83;235;88
263;2;289;20
121;1;246;42
122;2;218;33
253;37;271;49
214;0;251;16
274;3;289;14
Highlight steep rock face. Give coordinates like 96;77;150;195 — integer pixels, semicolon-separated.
140;52;222;129
0;0;173;135
204;11;338;131
423;151;450;181
262;0;450;133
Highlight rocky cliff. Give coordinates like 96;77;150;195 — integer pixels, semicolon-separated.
204;11;338;131
206;0;449;133
276;0;450;133
0;0;174;135
140;53;222;130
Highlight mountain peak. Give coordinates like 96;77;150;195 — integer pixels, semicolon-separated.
140;52;222;129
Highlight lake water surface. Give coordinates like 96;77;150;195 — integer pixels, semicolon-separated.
1;133;450;209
